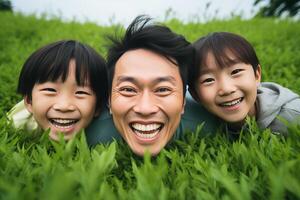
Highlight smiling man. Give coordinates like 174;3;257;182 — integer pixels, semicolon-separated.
110;49;185;155
106;16;193;156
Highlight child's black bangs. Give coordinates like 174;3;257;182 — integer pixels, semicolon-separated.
36;60;70;84
74;44;92;87
209;36;249;69
212;48;243;69
35;41;91;85
37;59;91;87
36;42;74;83
75;59;91;87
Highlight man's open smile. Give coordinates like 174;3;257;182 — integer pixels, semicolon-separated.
130;122;163;141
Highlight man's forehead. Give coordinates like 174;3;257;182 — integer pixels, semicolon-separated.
115;75;178;86
116;49;176;67
115;50;180;72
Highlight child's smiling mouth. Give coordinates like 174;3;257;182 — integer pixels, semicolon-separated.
219;97;244;107
49;118;79;130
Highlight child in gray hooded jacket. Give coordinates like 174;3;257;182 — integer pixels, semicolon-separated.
188;32;300;135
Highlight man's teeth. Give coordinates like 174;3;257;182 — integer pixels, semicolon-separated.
132;123;161;131
131;123;162;139
220;98;243;107
135;129;160;139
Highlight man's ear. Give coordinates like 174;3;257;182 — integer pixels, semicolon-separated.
255;64;262;85
108;96;112;115
94;107;101;117
24;95;33;113
181;98;186;114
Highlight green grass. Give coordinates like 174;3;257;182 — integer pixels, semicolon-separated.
0;11;300;199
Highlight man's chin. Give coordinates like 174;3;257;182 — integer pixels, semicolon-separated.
129;143;163;156
125;130;170;156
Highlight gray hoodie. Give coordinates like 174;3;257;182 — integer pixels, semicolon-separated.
256;82;300;135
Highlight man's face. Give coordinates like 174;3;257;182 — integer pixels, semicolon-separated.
110;49;184;156
25;59;98;141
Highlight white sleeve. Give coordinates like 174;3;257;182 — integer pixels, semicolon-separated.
7;100;39;131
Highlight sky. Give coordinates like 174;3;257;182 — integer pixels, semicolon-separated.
11;0;262;26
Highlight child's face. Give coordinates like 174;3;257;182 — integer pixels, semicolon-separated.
194;52;261;125
24;59;97;141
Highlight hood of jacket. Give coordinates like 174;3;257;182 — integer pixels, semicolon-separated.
256;82;299;128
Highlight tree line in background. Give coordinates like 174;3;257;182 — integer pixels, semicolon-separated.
0;0;299;17
255;0;300;17
0;0;11;11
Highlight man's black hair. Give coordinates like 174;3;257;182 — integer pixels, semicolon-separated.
106;15;194;96
17;40;108;111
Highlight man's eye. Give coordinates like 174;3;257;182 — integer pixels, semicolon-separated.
120;87;136;92
119;87;137;96
155;87;172;94
232;69;244;75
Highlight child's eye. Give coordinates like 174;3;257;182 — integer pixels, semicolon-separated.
41;88;56;92
201;78;215;85
231;69;244;75
76;90;91;96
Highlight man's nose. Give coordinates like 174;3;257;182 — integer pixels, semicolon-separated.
132;91;159;116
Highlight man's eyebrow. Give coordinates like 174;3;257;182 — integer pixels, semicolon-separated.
116;76;140;86
116;76;178;86
153;76;177;86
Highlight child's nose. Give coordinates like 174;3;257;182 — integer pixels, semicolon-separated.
53;97;76;112
218;77;236;96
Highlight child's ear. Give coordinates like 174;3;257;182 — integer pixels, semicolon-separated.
24;95;33;113
255;64;262;85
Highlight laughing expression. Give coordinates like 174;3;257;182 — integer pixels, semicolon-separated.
194;52;261;127
24;59;98;141
110;49;185;156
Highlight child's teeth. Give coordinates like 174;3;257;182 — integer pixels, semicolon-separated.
53;119;75;124
221;98;242;106
50;119;78;127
